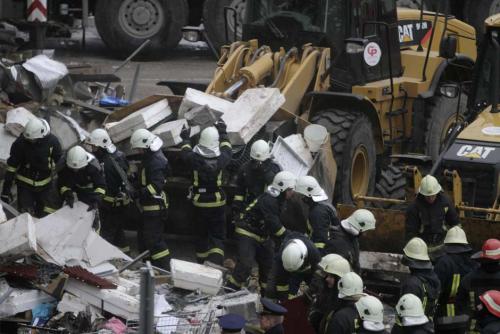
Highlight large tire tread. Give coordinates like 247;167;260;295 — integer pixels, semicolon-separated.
374;165;407;209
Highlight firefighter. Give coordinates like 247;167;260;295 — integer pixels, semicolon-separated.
218;313;247;334
59;145;105;211
434;226;479;319
129;129;170;269
355;295;387;334
455;238;500;333
258;298;288;334
232;139;281;218
400;237;441;320
266;233;321;300
295;175;339;254
87;128;131;253
477;290;500;333
227;171;296;290
180;122;232;266
327;209;376;273
1;117;62;217
308;254;351;333
392;294;434;334
321;272;365;334
405;175;459;260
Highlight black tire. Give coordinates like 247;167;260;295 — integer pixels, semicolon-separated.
203;0;244;52
374;165;407;209
95;0;188;58
311;109;377;204
464;0;500;36
425;93;467;162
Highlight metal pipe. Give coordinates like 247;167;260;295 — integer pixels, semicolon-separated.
457;205;500;215
139;262;155;334
129;63;141;102
354;195;406;205
223;77;248;97
118;250;150;274
271;47;298;88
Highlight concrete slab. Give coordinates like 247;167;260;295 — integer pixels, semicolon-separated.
184;104;223;129
0;279;55;318
271;136;311;177
49;112;89;151
153;119;188;148
0;124;16;166
170;259;223;295
5;107;36;137
0;213;37;261
222;88;285;145
178;88;232;118
106;98;172;143
0;203;6;224
83;230;131;267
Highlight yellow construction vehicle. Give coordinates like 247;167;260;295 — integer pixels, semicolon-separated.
200;0;477;205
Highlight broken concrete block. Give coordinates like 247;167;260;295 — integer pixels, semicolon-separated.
170;259;223;295
271;136;310;177
0;279;55;318
5;107;36;137
0;202;6;224
57;293;103;322
49;112;89;151
106;98;172;143
22;54;68;90
222;88;285;145
184;104;223;129
178;88;232;119
153;119;188;148
219;291;260;324
284;134;314;167
360;251;409;273
0;124;16;165
0;213;37;261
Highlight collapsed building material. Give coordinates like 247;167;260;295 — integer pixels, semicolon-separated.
22;55;68;91
360;251;409;274
5;107;36;137
0;213;37;261
218;291;260;325
170;259;223;295
283;134;314;167
106;98;172;143
0;279;55;318
152;119;188;148
0;124;16;166
0;203;6;223
271;136;311;176
49;111;89;150
184;104;223;129
63;266;117;289
56;293;102;322
178;88;232;118
0;263;39;281
222;88;285;145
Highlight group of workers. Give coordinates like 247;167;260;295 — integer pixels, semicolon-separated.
1;117;499;334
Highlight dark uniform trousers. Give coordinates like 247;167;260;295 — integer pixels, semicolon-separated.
5;134;62;217
136;150;171;269
193;205;226;265
455;264;500;334
100;201;130;252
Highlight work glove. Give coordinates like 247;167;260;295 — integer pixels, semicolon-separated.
180;126;191;141
0;188;12;204
215;120;227;134
63;191;75;208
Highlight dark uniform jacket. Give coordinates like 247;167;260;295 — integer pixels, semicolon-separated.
405;193;459;246
5;134;62;190
181;130;232;208
265;324;284;334
95;148;130;208
137;150;169;216
323;300;361;334
58;160;106;205
479;314;500;334
235;192;287;240
357;329;389;334
233;159;281;210
434;252;479;317
390;322;434;334
308;200;339;252
400;268;441;319
326;225;360;273
309;279;340;333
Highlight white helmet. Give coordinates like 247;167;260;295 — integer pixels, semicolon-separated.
318;253;343;271
270;171;296;193
355;295;384;323
199;126;220;150
396;294;425;318
403;237;430;261
66;146;91;169
23;118;50;140
444;226;468;245
343;209;376;233
88;128;116;153
295;175;328;202
419;175;442;197
338;272;364;299
323;255;351;277
250;140;271;161
130;128;163;152
282;239;308;272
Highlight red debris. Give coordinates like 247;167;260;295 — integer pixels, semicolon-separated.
0;264;39;281
64;266;117;289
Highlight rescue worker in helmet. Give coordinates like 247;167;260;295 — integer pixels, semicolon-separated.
355;295;387;334
434;226;478;322
1;117;62;217
87;128;131;253
405;175;459;260
327;208;376;273
477;290;500;333
232;139;281;219
227;171;296;291
392;294;434;334
455;238;500;333
308;254;351;333
130;129;171;269
58;145;105;212
321;272;366;334
295;175;339;255
266;234;321;300
400;237;441;320
180;121;232;266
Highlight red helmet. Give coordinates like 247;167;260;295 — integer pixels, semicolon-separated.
472;239;500;260
479;290;500;317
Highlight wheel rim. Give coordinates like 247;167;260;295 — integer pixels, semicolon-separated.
351;145;370;198
226;0;245;40
118;0;164;39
